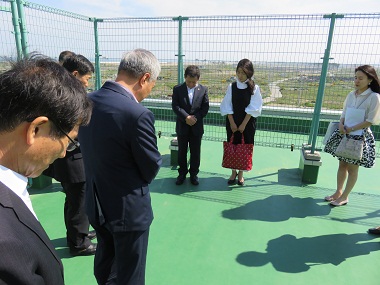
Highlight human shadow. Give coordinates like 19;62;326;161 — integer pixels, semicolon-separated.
236;233;380;273
160;153;172;167
278;168;304;186
244;168;303;187
222;195;331;222
151;175;230;195
50;237;73;259
330;209;380;225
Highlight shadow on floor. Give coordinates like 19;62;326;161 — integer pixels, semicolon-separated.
50;237;75;259
221;195;332;222
236;233;380;273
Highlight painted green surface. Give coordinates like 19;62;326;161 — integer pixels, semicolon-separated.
30;137;380;285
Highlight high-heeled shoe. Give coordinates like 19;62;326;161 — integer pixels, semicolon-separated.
227;173;237;185
237;180;245;186
330;199;348;207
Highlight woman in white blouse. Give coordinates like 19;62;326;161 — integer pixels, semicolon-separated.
220;59;263;185
324;65;380;206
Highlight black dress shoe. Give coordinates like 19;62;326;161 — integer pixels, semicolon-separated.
237;180;245;186
70;243;97;256
87;230;96;240
190;175;199;185
368;227;380;235
176;174;186;185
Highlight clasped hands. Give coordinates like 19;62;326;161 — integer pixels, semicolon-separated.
339;122;353;134
186;115;197;126
230;122;246;133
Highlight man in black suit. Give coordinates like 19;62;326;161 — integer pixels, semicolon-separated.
79;49;162;285
50;53;97;256
0;55;92;284
172;65;209;185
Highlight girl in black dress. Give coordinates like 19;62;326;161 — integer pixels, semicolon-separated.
220;59;263;185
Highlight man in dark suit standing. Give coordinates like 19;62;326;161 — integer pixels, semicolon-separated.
172;65;209;185
51;53;97;256
0;55;92;284
79;49;162;285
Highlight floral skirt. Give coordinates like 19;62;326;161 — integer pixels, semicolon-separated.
323;128;376;168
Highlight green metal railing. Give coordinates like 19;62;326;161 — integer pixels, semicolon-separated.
1;0;380;155
308;13;344;153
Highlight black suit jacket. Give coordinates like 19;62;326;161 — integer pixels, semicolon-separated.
172;83;209;136
78;81;162;232
0;182;64;285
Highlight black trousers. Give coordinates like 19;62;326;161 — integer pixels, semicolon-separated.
177;134;202;177
62;181;91;249
93;223;150;285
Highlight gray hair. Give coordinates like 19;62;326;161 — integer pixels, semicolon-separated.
118;49;161;81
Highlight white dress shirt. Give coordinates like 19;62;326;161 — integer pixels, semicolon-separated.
0;165;38;219
341;88;380;125
187;86;197;105
220;79;263;117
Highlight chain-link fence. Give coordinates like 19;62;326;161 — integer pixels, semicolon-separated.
1;0;380;154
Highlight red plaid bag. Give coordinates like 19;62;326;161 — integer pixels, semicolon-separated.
222;134;253;171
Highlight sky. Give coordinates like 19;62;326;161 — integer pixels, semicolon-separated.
28;0;380;18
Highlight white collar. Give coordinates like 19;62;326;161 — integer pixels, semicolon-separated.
356;88;373;97
0;165;37;219
236;79;248;89
187;84;198;92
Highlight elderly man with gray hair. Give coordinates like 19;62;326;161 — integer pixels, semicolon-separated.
79;49;162;285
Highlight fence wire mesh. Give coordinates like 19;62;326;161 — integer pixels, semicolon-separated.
1;1;380;155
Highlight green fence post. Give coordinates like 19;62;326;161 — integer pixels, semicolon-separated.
173;16;189;85
9;0;23;59
300;13;344;184
15;0;28;57
308;13;344;153
91;17;103;90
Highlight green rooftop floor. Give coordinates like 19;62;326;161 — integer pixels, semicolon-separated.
30;136;380;285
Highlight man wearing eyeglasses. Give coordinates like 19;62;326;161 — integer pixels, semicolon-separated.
47;53;97;256
79;49;162;285
0;54;92;284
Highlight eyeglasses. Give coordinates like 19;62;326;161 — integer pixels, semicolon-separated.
53;123;80;152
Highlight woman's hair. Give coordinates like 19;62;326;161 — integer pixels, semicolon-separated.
236;58;255;94
355;65;380;93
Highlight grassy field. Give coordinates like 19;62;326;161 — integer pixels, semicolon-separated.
98;62;353;110
1;60;354;110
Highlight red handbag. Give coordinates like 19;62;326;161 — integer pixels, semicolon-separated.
222;133;253;171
